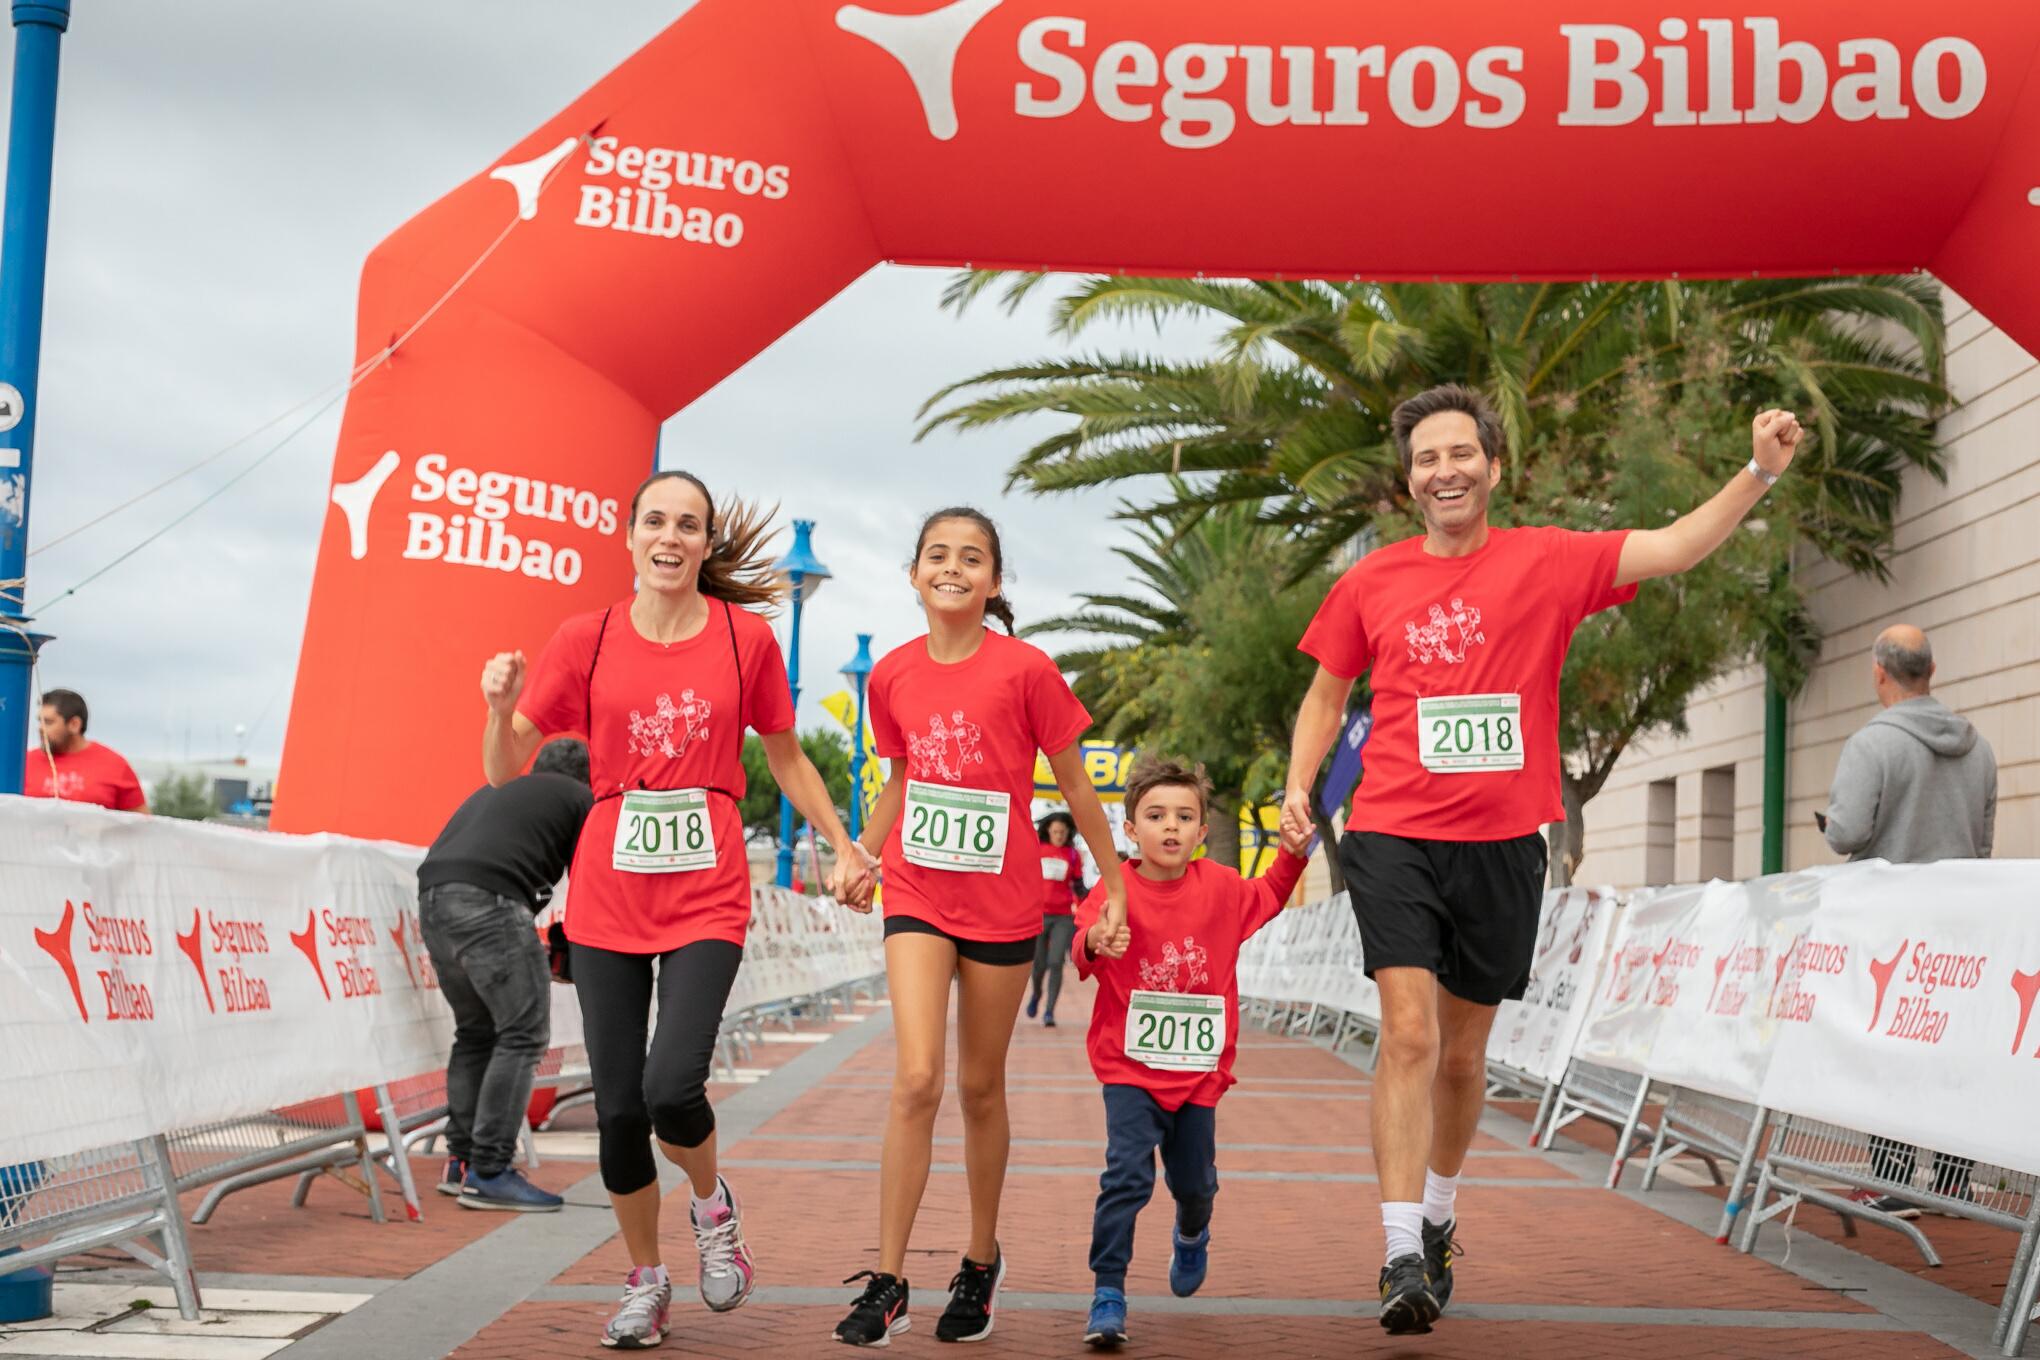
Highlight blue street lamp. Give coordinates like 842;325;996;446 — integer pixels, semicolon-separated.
773;520;830;888
0;1;72;797
839;633;874;840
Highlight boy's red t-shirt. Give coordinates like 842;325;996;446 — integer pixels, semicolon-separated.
867;629;1090;943
517;597;795;954
1074;851;1305;1111
23;741;147;811
1298;526;1634;841
1039;843;1083;915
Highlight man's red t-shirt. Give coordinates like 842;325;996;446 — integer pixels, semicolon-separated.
868;629;1090;943
518;598;795;954
24;742;147;811
1074;852;1304;1110
1298;526;1634;842
1039;843;1083;915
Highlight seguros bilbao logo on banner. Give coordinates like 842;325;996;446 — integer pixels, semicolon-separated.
291;909;384;1002
487;130;791;248
835;1;1988;147
1866;938;1988;1045
34;899;155;1023
1765;931;1847;1024
175;909;274;1016
328;449;619;585
389;906;438;993
2010;964;2040;1057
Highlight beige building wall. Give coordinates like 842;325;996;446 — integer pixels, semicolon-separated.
1576;287;2038;889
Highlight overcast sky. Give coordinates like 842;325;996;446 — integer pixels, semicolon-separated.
11;2;1214;773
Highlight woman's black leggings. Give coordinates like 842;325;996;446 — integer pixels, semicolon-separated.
573;938;744;1195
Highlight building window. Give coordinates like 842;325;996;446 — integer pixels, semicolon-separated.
1700;765;1736;881
1646;778;1676;886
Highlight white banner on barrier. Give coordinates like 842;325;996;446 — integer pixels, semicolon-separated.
1488;886;1618;1085
1569;880;1723;1077
1755;860;2040;1175
0;798;883;1165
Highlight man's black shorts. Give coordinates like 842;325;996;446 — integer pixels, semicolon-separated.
1337;830;1548;1005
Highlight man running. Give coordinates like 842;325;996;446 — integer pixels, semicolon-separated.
1280;384;1802;1334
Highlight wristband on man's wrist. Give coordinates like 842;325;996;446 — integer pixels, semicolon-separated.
1744;457;1779;487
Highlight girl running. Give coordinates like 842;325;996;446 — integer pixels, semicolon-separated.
480;470;869;1351
1026;811;1086;1028
832;507;1126;1346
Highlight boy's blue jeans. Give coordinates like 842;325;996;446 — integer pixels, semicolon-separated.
1089;1084;1218;1289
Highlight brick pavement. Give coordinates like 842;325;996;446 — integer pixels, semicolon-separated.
29;982;2018;1358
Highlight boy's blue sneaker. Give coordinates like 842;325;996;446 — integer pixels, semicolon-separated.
459;1167;563;1212
1083;1287;1127;1348
1169;1226;1210;1297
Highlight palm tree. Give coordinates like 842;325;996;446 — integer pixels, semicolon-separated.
924;275;1951;876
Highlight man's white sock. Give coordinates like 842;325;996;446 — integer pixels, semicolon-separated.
1382;1201;1424;1264
1422;1169;1460;1228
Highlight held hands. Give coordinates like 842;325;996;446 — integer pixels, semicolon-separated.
481;650;527;716
1279;785;1314;846
829;841;881;912
1087;915;1131;960
1751;409;1805;478
1278;813;1313;860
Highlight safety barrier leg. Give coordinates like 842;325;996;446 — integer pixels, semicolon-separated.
141;1136;202;1321
1739;1153;1781;1255
373;1083;425;1223
1715;1107;1770;1245
341;1090;388;1225
1994;1194;2040;1355
1639;1088;1677;1191
1528;1083;1560;1149
1606;1079;1653;1190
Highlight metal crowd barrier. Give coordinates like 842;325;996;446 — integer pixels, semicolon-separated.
1737;1113;2040;1354
1533;1059;1656;1188
168;1089;385;1226
0;1139;201;1320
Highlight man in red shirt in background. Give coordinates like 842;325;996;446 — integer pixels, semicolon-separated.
1072;755;1309;1349
24;689;147;812
1282;384;1803;1334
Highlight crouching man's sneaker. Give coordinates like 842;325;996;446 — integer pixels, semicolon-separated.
435;1155;467;1197
1377;1253;1440;1336
1083;1287;1127;1348
458;1167;563;1212
690;1176;757;1312
602;1266;671;1350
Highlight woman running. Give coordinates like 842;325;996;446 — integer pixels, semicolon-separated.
480;470;869;1351
832;506;1126;1347
1025;810;1086;1028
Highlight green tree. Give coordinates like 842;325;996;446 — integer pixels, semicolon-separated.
924;275;1949;875
739;728;853;846
151;770;217;821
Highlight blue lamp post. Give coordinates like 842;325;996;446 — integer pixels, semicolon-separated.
839;633;874;840
0;1;71;797
773;520;830;888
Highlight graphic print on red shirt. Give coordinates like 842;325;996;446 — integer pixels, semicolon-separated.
1298;526;1634;842
1039;842;1083;915
868;629;1091;943
1074;852;1304;1110
24;742;147;811
517;598;794;953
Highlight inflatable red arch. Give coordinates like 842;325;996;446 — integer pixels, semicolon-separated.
273;0;2040;843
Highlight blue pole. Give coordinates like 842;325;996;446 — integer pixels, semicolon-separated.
0;0;68;797
846;634;872;841
774;575;804;887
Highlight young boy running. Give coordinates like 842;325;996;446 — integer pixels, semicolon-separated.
1071;755;1310;1348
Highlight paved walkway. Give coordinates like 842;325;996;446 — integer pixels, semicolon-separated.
5;977;2026;1359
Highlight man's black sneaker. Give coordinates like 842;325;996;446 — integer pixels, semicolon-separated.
834;1271;910;1347
1378;1253;1440;1335
1422;1219;1460;1310
934;1248;1005;1342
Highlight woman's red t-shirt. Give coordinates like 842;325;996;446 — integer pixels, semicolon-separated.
867;629;1090;943
1039;843;1084;915
517;597;794;954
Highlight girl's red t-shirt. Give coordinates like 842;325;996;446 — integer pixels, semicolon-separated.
867;629;1091;943
517;597;794;954
1039;843;1084;915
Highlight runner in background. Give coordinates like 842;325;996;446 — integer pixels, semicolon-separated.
1281;385;1801;1334
1071;755;1308;1349
1025;810;1086;1028
832;507;1126;1347
481;470;871;1351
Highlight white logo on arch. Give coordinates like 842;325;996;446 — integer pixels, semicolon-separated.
836;0;1004;141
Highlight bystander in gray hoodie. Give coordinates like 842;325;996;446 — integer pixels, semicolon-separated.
1822;696;1996;863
